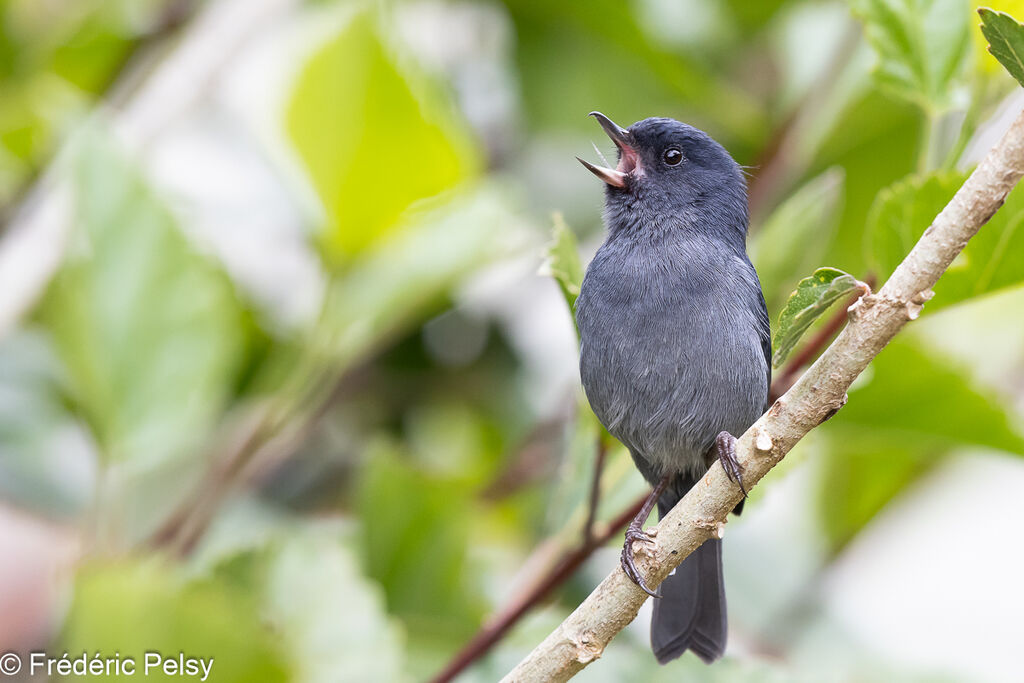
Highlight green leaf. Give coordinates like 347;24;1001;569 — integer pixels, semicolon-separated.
817;437;939;553
723;0;793;31
979;8;1024;87
286;10;478;266
0;3;158;197
772;268;865;367
817;333;1024;550
316;186;524;370
49;13;133;93
60;561;290;683
867;171;965;277
358;443;485;650
812;91;923;277
828;336;1024;454
501;0;767;154
818;334;1024;552
852;0;972;110
539;214;584;314
175;509;408;681
261;527;408;683
750;168;844;316
37;129;249;465
868;171;1024;312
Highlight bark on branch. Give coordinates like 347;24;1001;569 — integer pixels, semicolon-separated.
501;107;1024;682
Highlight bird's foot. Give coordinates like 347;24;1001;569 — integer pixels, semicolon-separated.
716;431;747;496
619;474;671;598
620;520;659;598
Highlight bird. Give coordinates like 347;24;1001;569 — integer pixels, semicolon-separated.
575;112;770;664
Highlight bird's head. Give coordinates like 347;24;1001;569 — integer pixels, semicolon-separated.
578;113;748;239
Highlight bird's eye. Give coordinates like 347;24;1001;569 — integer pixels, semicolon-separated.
663;148;683;166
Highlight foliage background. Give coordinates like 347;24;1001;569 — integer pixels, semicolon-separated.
1;0;1024;681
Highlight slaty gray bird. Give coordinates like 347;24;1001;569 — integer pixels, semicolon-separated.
576;112;770;664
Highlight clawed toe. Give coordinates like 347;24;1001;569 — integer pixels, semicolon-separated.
715;431;747;497
620;527;660;597
618;475;671;598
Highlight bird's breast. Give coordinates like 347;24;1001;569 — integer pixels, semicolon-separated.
575;244;768;472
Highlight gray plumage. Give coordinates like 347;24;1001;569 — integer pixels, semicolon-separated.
576;115;770;664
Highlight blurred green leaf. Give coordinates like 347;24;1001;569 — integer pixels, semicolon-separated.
545;396;600;534
501;0;767;154
723;0;794;31
979;7;1024;86
852;0;972;110
0;76;79;164
260;526;408;683
540;214;584;314
0;1;170;200
315;186;525;369
60;561;290;682
358;444;484;651
868;171;965;276
830;336;1024;453
819;334;1024;551
49;12;133;93
750;168;844;315
772;267;865;367
812;91;923;276
404;399;505;484
868;171;1024;311
268;187;526;463
286;10;478;266
817;437;938;552
37;130;250;465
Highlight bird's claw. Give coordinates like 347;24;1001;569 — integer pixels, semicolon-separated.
620;525;660;598
716;431;747;497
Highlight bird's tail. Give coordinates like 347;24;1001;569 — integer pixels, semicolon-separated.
650;484;727;664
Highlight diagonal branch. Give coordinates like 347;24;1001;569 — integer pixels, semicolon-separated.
501;107;1024;682
431;294;861;682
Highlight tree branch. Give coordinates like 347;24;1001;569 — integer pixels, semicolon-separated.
433;280;867;679
501;107;1024;682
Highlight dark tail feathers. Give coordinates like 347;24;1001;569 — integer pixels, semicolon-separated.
650;492;727;664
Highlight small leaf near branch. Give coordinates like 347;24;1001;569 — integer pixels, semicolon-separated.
772;268;868;368
979;8;1024;88
540;214;584;313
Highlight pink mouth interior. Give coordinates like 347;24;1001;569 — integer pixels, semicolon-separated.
616;146;640;175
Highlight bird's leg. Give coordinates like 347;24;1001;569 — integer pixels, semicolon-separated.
620;473;671;598
715;431;747;496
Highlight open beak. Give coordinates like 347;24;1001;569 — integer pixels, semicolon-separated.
577;111;639;188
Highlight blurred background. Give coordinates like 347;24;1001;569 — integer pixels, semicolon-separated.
2;0;1024;681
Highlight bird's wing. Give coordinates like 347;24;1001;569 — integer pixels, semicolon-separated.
756;287;772;408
